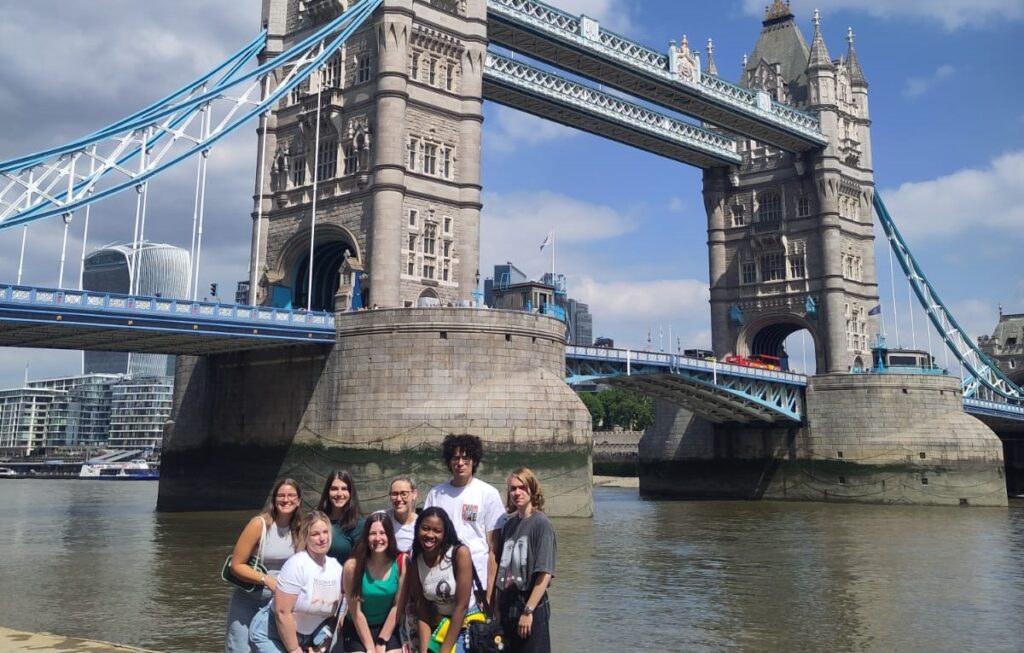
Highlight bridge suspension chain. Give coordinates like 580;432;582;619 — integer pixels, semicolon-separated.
874;193;1022;404
0;0;383;229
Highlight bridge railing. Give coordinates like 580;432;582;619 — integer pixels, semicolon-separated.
567;345;808;385
0;284;336;329
487;0;825;142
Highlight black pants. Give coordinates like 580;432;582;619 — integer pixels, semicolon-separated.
498;591;551;653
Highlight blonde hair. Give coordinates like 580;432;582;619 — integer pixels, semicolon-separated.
505;467;545;512
296;510;332;552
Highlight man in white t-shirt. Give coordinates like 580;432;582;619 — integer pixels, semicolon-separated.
424;433;505;601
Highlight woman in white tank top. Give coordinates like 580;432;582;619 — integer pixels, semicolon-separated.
408;506;474;653
224;478;302;653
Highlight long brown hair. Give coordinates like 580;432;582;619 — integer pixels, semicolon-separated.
316;470;362;530
262;477;303;539
348;513;399;603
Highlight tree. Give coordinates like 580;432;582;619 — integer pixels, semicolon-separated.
576;387;654;431
578;391;604;430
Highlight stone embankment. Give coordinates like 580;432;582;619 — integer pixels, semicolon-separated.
0;627;157;652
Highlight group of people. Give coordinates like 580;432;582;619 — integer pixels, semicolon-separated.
224;434;556;653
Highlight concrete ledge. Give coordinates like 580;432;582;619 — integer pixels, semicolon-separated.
0;627;158;653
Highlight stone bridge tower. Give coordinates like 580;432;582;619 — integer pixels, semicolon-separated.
703;2;879;373
162;0;592;517
250;0;484;311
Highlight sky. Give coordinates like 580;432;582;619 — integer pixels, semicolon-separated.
0;0;1021;384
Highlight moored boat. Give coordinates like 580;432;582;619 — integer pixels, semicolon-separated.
79;460;159;480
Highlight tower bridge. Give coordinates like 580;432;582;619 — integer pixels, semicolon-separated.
0;0;1020;511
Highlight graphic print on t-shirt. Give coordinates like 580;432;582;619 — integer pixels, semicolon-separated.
461;503;479;522
500;535;530;589
309;577;339;616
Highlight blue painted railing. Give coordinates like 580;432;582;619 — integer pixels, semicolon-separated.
0;284;335;330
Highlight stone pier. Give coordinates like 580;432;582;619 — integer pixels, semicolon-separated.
639;373;1008;507
158;308;593;516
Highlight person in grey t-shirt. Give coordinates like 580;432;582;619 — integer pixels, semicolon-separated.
495;467;556;653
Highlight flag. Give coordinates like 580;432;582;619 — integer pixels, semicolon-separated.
539;231;552;251
868;304;881;316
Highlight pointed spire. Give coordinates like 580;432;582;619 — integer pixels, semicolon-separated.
705;38;718;76
807;8;834;71
845;26;867;87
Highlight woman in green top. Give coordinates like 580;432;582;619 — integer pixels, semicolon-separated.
342;512;405;653
317;470;366;562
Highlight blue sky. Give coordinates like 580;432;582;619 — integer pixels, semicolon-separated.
0;0;1022;384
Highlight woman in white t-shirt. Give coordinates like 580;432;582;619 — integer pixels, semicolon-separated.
249;510;344;653
385;475;419;553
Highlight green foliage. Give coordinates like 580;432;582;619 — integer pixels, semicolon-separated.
576;387;654;431
578;391;604;430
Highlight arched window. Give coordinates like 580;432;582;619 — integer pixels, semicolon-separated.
757;191;781;223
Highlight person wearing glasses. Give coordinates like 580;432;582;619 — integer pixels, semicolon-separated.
317;470;366;564
386;475;419;553
224;478;303;653
423;434;504;601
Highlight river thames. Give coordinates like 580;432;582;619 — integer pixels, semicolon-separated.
0;480;1022;652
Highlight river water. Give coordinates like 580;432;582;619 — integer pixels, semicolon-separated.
1;480;1022;652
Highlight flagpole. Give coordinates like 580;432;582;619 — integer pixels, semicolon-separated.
551;228;555;280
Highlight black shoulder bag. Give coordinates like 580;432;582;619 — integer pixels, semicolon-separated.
465;561;506;653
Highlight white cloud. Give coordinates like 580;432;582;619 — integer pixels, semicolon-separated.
547;0;635;33
881;150;1024;240
903;64;955;98
573;277;710;349
484;107;578;153
480;190;635;280
668;197;687;213
741;0;1024;30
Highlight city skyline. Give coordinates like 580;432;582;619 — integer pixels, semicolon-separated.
0;0;1021;384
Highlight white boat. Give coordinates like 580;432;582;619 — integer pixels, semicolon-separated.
79;460;159;480
0;467;19;478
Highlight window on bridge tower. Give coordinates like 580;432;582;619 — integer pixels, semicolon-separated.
357;54;371;83
411;53;421;82
429;58;438;86
731;204;745;226
756;192;781;223
797;196;811;217
316;140;337;181
446;62;455;91
408;138;420;171
409;209;419;228
290;152;306;187
424;144;437;175
323;53;342;89
759;252;785;282
423;223;437;256
343;143;358;175
442;147;452;179
741;261;756;285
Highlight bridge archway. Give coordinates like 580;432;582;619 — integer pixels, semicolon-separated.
273;225;360;311
738;315;821;373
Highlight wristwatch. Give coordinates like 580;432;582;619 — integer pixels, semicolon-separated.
522;605;534;616
376;635;388;646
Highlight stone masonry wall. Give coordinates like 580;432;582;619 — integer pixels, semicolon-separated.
159;308;593;516
638;374;1007;506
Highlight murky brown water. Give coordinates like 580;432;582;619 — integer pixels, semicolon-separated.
1;480;1022;652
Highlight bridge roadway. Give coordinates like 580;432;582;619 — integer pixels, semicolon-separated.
0;284;335;355
486;0;828;152
0;284;1021;425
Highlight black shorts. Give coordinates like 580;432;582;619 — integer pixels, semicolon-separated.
341;618;402;652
